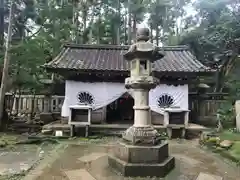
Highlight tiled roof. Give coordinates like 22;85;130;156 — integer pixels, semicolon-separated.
44;43;212;73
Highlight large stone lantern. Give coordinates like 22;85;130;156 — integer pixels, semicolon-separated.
122;27;164;144
108;28;175;177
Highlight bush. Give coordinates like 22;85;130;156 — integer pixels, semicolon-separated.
217;103;235;129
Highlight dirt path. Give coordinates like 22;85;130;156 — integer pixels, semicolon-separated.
31;140;240;180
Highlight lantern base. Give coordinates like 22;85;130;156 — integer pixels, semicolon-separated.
108;141;175;177
122;125;162;146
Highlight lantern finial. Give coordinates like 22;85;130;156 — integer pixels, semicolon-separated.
136;27;150;42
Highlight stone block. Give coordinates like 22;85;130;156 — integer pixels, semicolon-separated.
113;142;169;163
108;141;175;177
108;155;175;177
52;112;61;120
65;169;96;180
220;140;233;149
40;113;54;124
196;172;223;180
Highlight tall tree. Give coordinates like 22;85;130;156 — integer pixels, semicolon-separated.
0;0;4;47
0;0;13;126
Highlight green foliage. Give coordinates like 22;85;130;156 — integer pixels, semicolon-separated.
217;103;235;128
229;141;240;160
180;0;240;65
219;130;240;141
0;0;238;93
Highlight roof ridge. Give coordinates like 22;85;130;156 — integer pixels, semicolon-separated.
63;43;190;51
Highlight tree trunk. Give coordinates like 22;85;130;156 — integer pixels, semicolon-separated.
127;0;132;45
0;0;4;47
72;0;77;42
150;23;153;43
82;7;88;44
97;20;100;44
88;19;94;44
0;0;13;126
116;0;121;45
124;11;127;44
96;1;102;44
133;14;137;41
75;2;80;43
155;26;159;46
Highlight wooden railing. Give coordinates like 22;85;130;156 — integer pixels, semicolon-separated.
189;92;228;125
4;92;229;126
5;94;64;115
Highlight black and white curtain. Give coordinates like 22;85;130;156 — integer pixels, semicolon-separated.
61;80;189;117
61;81;126;117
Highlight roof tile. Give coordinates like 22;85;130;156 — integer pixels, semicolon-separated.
44;44;211;73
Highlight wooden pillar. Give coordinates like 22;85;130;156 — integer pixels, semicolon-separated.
166;127;172;139
102;106;107;123
181;128;186;139
12;96;17;114
38;98;43;112
34;98;38;113
85;125;89;137
43;96;51;113
184;111;189;127
55;97;59;112
28;96;32;113
22;97;27;113
163;111;169;127
70;125;75;137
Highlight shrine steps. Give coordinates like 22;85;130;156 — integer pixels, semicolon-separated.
42;121;210;139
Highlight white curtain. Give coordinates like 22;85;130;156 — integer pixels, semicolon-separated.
149;84;188;114
61;81;189;117
61;80;126;117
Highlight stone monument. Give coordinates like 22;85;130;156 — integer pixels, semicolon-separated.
108;27;175;177
235;100;240;132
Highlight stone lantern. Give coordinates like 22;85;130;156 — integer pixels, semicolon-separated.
123;27;164;144
108;28;175;177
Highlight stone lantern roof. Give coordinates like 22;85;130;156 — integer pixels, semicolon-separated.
124;28;164;62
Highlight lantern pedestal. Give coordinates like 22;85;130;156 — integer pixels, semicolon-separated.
108;142;175;177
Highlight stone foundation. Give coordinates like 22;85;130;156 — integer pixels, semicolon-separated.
108;141;175;177
122;125;161;145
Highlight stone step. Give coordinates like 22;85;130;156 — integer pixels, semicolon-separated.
196;172;223;180
90;126;126;136
91;130;123;136
78;153;107;163
64;169;96;180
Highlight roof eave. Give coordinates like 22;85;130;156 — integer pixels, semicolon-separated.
44;66;213;76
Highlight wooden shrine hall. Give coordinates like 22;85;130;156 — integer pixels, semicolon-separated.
42;43;213;137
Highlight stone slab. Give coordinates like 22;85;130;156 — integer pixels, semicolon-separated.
196;172;223;180
173;154;201;166
0;150;37;176
65;169;96;180
108;155;175;177
78;153;106;162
